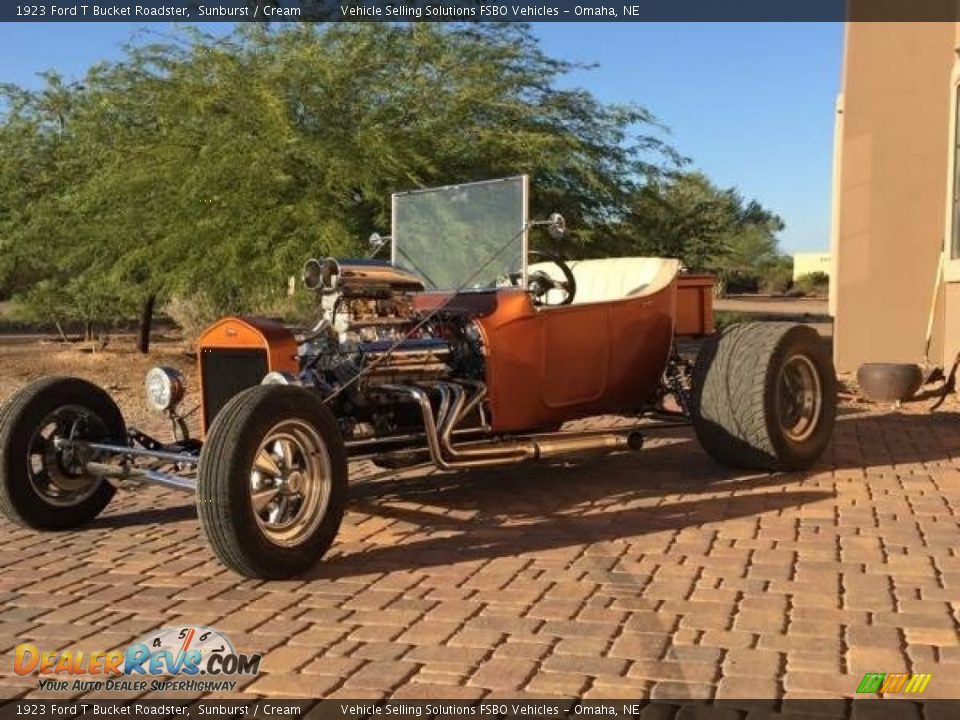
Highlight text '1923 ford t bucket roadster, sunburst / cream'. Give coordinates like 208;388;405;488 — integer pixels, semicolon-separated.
0;177;836;579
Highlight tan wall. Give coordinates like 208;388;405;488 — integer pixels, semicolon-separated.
832;22;954;373
828;89;844;318
942;283;960;364
793;252;831;280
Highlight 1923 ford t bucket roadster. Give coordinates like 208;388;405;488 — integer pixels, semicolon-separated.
0;177;836;578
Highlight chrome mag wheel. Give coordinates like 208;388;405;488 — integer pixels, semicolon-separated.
249;419;332;548
197;385;347;578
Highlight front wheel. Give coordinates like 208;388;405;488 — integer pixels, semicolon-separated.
691;322;836;471
197;385;347;579
0;377;125;529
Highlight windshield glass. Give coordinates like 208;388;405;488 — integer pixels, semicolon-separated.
392;176;527;291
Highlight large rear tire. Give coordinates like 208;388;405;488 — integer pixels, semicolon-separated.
691;322;836;471
197;385;348;579
0;377;125;529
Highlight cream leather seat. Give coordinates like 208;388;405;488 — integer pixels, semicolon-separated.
529;257;681;305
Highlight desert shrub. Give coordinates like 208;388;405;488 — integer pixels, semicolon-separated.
12;278;132;338
250;290;321;327
163;293;223;345
793;272;829;296
759;264;794;295
166;285;322;346
713;254;794;297
718;270;760;295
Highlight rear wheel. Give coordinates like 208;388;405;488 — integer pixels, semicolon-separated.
0;377;125;529
691;322;836;471
197;385;347;579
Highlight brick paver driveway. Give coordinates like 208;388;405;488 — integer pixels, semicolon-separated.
1;401;959;703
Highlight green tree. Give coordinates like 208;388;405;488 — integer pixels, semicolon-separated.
0;23;678;328
593;171;786;278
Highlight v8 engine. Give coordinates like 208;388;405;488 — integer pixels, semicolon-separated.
296;258;485;423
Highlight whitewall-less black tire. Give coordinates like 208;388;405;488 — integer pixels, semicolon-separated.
197;385;348;579
0;377;125;529
691;323;837;471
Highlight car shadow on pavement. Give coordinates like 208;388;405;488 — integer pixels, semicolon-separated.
309;438;833;578
90;502;197;528
827;408;960;470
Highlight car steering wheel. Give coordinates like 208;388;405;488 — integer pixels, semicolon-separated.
527;250;577;306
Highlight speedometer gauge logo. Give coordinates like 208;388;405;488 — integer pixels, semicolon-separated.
128;626;257;676
142;626;235;659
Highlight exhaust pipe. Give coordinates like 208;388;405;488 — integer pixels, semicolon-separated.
379;383;644;471
380;384;524;469
437;382;642;461
533;430;643;459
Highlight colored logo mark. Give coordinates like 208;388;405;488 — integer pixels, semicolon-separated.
856;672;932;694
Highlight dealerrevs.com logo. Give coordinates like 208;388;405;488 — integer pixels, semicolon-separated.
13;626;261;693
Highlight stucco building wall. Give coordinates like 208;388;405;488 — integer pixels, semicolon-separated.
831;22;954;373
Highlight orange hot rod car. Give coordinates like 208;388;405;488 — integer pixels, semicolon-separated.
0;177;836;578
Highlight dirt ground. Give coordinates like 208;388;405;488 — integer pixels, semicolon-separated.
0;334;199;438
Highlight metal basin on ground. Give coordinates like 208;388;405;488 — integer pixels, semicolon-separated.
857;363;923;403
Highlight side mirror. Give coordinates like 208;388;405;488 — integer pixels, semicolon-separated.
530;213;568;239
547;213;566;240
369;232;391;256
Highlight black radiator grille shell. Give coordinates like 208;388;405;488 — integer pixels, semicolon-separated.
201;348;269;430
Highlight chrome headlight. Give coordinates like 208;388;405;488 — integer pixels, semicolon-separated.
144;366;186;413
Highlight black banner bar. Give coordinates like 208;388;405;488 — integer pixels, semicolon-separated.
0;699;957;720
4;0;960;23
